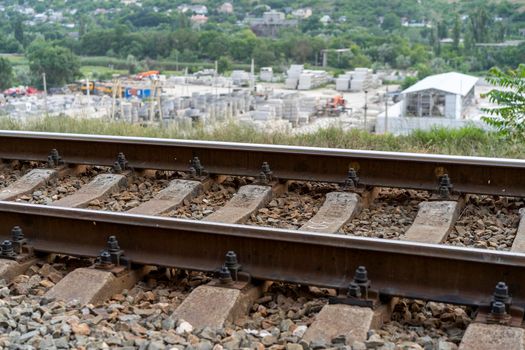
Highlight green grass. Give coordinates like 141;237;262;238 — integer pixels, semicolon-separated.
0;115;521;159
79;66;128;78
0;54;28;66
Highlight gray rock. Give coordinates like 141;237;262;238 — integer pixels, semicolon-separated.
280;319;295;332
365;334;384;348
199;327;218;341
196;340;214;350
262;335;278;346
53;337;69;349
352;341;366;350
287;344;304;350
161;317;176;330
19;329;40;343
148;340;165;350
437;341;458;350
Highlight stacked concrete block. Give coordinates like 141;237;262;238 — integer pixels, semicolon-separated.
336;68;382;92
260;67;273;82
297;70;330;90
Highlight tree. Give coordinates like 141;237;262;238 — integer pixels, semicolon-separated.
26;40;81;88
12;18;24;45
0;57;14;90
382;13;401;31
217;56;232;74
481;65;525;140
453;14;461;51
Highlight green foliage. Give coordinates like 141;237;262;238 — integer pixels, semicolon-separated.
26;40;81;88
0;57;14;90
0;115;520;159
481;65;525;141
217;56;232;74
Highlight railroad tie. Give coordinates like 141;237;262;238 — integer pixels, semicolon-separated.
510;208;525;253
44;267;149;305
172;185;274;329
0;168;58;201
0;259;36;283
52;173;127;208
127;179;203;215
458;323;525;350
299;192;362;233
400;199;465;244
202;184;273;224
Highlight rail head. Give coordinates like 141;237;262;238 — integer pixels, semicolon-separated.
0;201;524;308
0;130;524;196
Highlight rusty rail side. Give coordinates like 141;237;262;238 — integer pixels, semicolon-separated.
0;201;524;307
0;131;524;196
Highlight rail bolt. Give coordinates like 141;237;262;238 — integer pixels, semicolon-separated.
491;301;507;315
493;281;510;303
347;282;361;298
439;174;453;198
218;265;233;284
354;266;368;284
113;161;122;173
345;168;359;188
11;226;24;242
99;251;112;265
258;171;268;184
117;152;128;170
107;236;120;252
1;240;15;257
225;251;238;268
261;162;272;179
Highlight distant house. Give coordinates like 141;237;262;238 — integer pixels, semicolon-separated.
320;15;331;25
191;14;208;27
178;4;208;15
218;2;233;14
248;11;298;37
291;8;312;19
401;72;478;119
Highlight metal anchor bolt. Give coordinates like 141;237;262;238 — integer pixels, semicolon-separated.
354;266;368;284
257;171;268;184
107;236;120;253
491;301;507;315
439;174;453;198
225;251;238;268
190;157;205;176
11;226;24;242
493;281;510;303
113;161;122;173
347;282;361;298
98;251;112;266
218;265;233;285
345;168;359;188
261;162;272;180
117;152;128;170
1;240;16;257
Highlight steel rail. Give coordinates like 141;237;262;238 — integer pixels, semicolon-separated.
0;201;524;307
0;130;524;196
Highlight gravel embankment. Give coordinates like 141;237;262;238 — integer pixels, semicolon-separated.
247;182;338;229
16;167;106;205
87;173;178;211
445;195;521;250
342;189;428;238
0;162;44;189
0;260;470;349
166;177;251;220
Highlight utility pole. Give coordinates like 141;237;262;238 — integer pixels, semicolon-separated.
42;73;48;116
384;85;389;134
364;90;368;131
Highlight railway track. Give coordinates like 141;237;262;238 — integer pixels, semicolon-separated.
0;130;524;349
